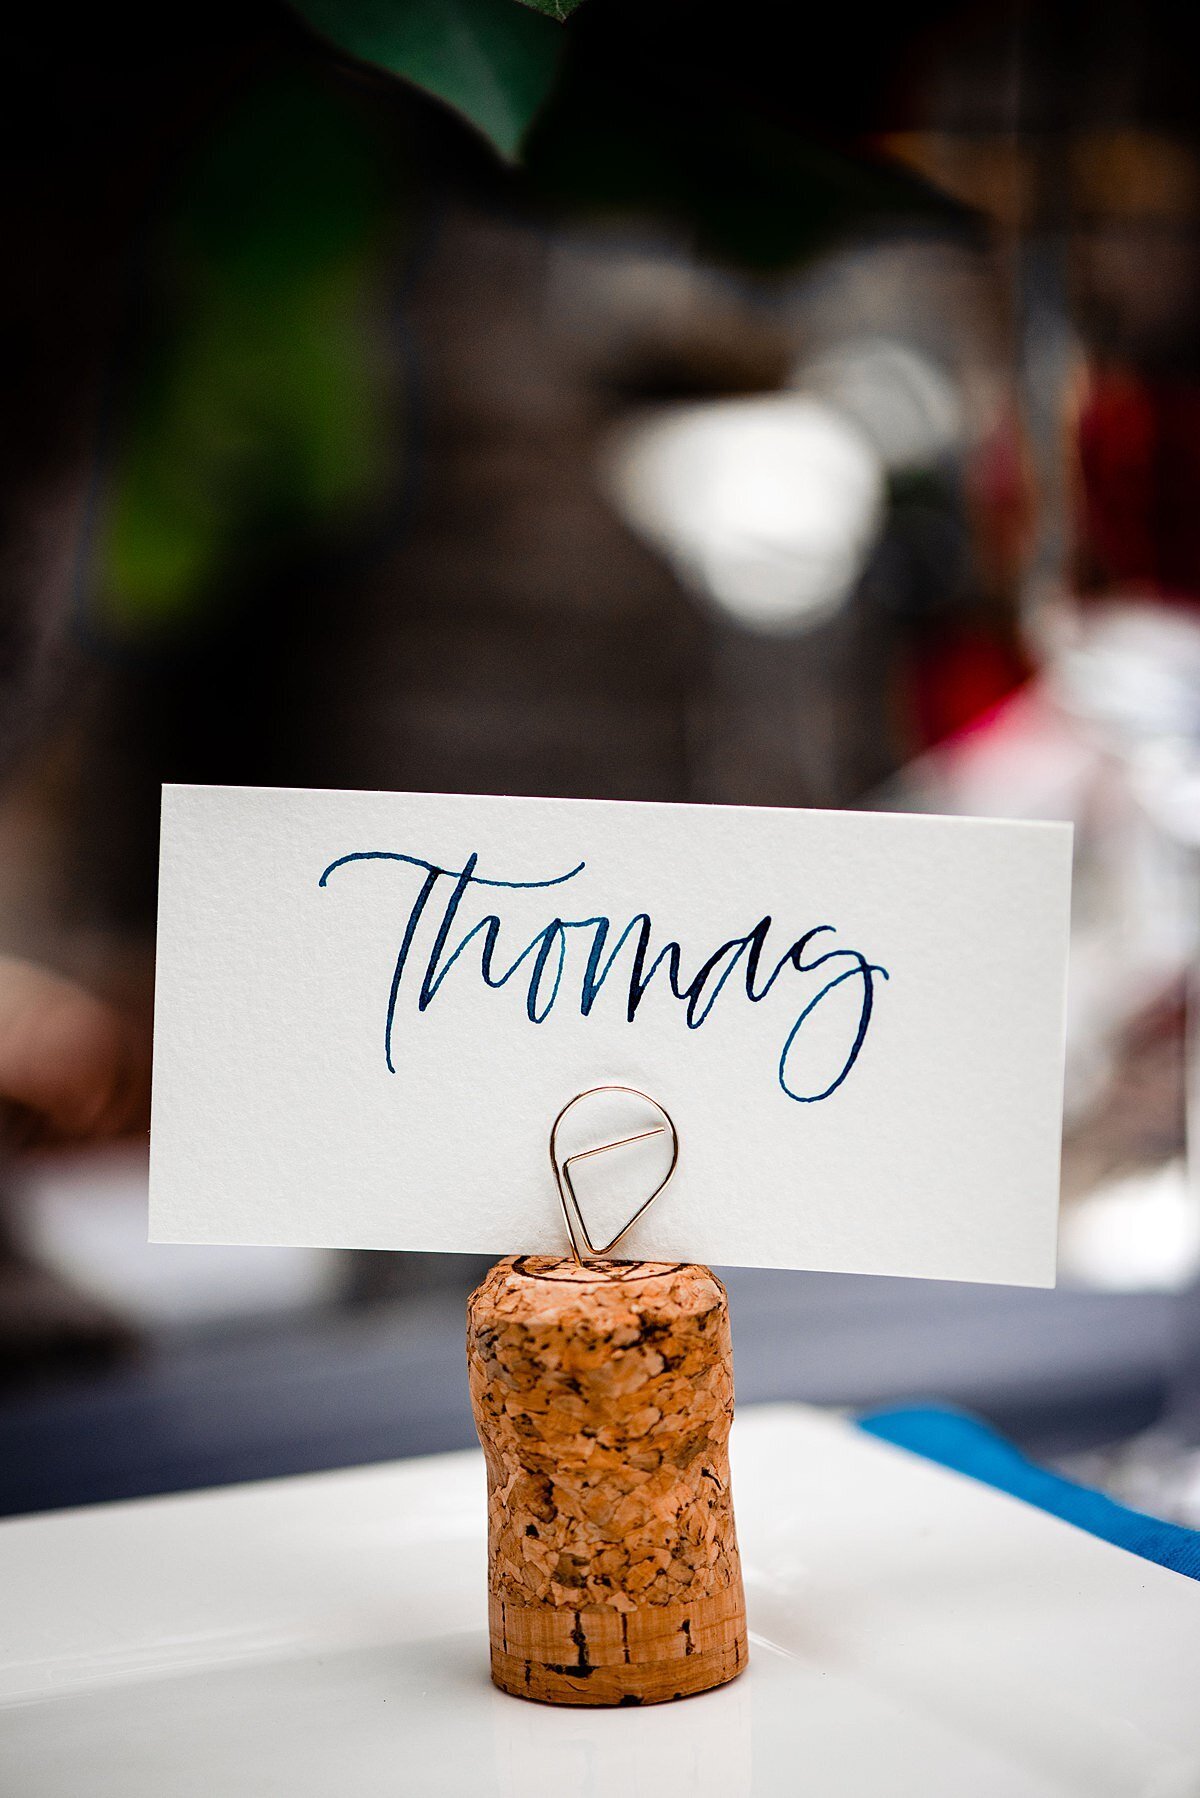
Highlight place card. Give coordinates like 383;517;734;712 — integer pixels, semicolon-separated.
150;786;1071;1283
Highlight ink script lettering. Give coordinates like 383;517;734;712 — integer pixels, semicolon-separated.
319;850;889;1104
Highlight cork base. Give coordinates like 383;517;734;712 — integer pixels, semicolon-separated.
468;1256;748;1708
489;1584;747;1706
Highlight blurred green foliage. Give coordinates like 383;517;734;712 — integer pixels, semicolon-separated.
95;5;963;642
98;67;395;638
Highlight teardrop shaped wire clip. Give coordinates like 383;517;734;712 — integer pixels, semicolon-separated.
549;1084;679;1262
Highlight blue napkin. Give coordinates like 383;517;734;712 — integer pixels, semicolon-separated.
858;1404;1200;1582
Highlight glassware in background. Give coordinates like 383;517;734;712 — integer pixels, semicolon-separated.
881;57;1200;1297
884;63;1200;1509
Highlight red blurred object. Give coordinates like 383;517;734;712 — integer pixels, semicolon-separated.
1076;370;1200;605
906;630;1029;748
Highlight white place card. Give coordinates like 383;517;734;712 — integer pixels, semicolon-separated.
150;786;1071;1283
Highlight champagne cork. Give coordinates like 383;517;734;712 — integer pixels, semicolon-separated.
466;1254;748;1706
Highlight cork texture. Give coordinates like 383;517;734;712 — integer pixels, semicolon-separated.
466;1255;748;1705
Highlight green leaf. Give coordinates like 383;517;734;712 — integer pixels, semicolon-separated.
510;0;586;18
291;0;563;159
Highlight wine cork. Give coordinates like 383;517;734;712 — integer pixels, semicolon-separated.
466;1255;748;1706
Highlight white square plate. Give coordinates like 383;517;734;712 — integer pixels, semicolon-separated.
2;1405;1198;1796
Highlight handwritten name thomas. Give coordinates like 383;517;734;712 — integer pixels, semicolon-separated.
319;849;888;1104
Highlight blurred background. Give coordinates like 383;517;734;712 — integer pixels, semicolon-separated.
3;0;1200;1521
